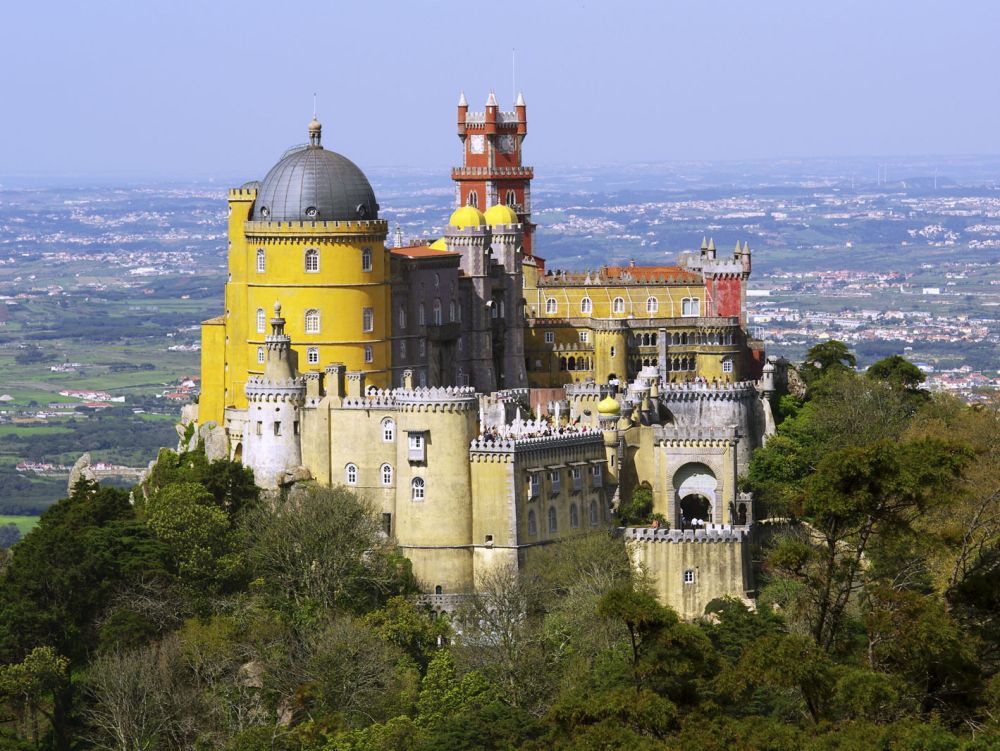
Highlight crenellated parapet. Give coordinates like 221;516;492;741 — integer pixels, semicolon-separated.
654;425;740;446
657;381;757;402
243;218;388;242
470;431;603;456
623;525;748;543
245;376;306;404
340;385;478;412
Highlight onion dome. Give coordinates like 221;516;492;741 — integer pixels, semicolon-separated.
429;237;448;250
448;205;487;229
251;119;379;223
484;203;519;226
597;394;621;417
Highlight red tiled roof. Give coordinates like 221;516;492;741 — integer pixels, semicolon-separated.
390;245;459;260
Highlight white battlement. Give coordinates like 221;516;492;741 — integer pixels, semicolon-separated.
658;381;757;401
341;385;478;410
623;524;747;543
470;430;603;454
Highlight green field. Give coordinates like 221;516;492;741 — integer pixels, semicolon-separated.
0;515;40;535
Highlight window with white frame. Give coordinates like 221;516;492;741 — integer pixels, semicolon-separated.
361;247;372;272
400;340;407;358
411;477;425;501
579;331;589;343
612;297;625;314
545;297;557;314
256;308;266;333
544;331;555;344
683;569;696;585
722;358;733;374
505;189;516;206
256;248;266;273
257;347;265;364
305;248;319;272
549;469;561;495
467;191;478;208
571;466;583;492
362;307;374;333
304;309;320;334
418;303;425;326
382;417;395;442
646;296;658;314
581;297;592;314
433;299;442;325
307;347;319;365
364;345;373;363
449;300;456;322
591;464;603;487
681;298;700;317
589;500;599;526
345;463;358;485
380;463;393;486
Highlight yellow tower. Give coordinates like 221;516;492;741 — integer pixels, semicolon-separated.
200;119;390;426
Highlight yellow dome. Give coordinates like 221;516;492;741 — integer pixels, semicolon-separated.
484;203;519;226
598;394;621;416
429;237;448;250
448;205;487;229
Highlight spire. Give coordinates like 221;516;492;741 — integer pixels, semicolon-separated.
743;240;750;254
700;236;708;251
458;91;467;107
708;238;716;252
393;224;404;248
735;241;741;256
486;90;498;107
516;91;525;106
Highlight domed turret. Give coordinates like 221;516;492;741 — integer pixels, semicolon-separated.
448;205;487;229
598;394;621;417
252;119;379;223
484;203;519;226
429;237;448;251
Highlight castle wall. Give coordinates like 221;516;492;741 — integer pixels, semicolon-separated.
627;527;752;620
199;318;226;427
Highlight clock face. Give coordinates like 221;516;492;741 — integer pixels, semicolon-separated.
470;134;485;154
498;134;515;154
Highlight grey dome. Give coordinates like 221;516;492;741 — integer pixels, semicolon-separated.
252;142;379;223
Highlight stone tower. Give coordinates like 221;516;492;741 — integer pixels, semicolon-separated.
242;302;306;488
454;91;538;264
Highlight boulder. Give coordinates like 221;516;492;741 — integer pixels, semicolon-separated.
199;421;228;462
67;452;97;495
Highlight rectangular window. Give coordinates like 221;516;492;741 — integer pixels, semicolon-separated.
528;472;540;499
408;431;426;463
362;307;374;333
578;331;589;343
571;466;583;492
307;347;319;364
591;464;603;488
544;331;555;344
722;359;733;373
683;569;696;585
682;298;701;317
550;470;561;495
256;421;262;436
273;421;281;436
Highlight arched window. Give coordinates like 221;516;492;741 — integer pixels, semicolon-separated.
467;191;478;208
361;247;372;272
345;463;357;485
570;503;579;528
527;509;537;536
449;300;456;322
256;307;266;333
590;500;599;526
433;299;442;325
380;463;393;486
305;248;319;272
418;303;425;326
381;417;395;442
411;477;425;501
362;307;374;333
307;347;319;365
548;506;558;533
559;357;567;371
612;297;625;314
646;296;658;314
505;189;516;206
581;297;592;314
545;297;557;314
257;346;265;364
256;248;266;273
304;309;320;334
364;345;373;363
568;357;577;371
398;305;407;329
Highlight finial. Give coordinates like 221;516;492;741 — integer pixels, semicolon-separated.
273;300;282;316
743;240;750;254
516;91;525;106
486;90;498;107
700;236;708;250
308;98;322;148
458;91;468;107
708;238;716;252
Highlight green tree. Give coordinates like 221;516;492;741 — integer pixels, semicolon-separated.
866;354;926;391
618;486;654;526
0;647;69;747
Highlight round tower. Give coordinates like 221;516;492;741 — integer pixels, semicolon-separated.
242;302;306;488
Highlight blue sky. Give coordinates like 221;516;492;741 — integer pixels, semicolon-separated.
3;0;998;179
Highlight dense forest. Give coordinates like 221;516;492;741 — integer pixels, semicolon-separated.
0;344;997;750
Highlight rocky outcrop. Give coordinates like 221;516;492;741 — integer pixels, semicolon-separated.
67;452;97;495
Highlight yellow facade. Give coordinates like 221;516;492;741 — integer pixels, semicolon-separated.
200;188;390;426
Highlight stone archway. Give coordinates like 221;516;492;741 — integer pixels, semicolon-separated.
674;463;717;526
232;442;243;463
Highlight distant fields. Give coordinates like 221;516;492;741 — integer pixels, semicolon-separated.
0;515;40;535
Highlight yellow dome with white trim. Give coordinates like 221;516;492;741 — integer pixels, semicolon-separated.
598;394;621;416
429;237;448;250
484;203;519;226
448;205;487;229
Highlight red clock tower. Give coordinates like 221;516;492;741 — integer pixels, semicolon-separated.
453;91;540;265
